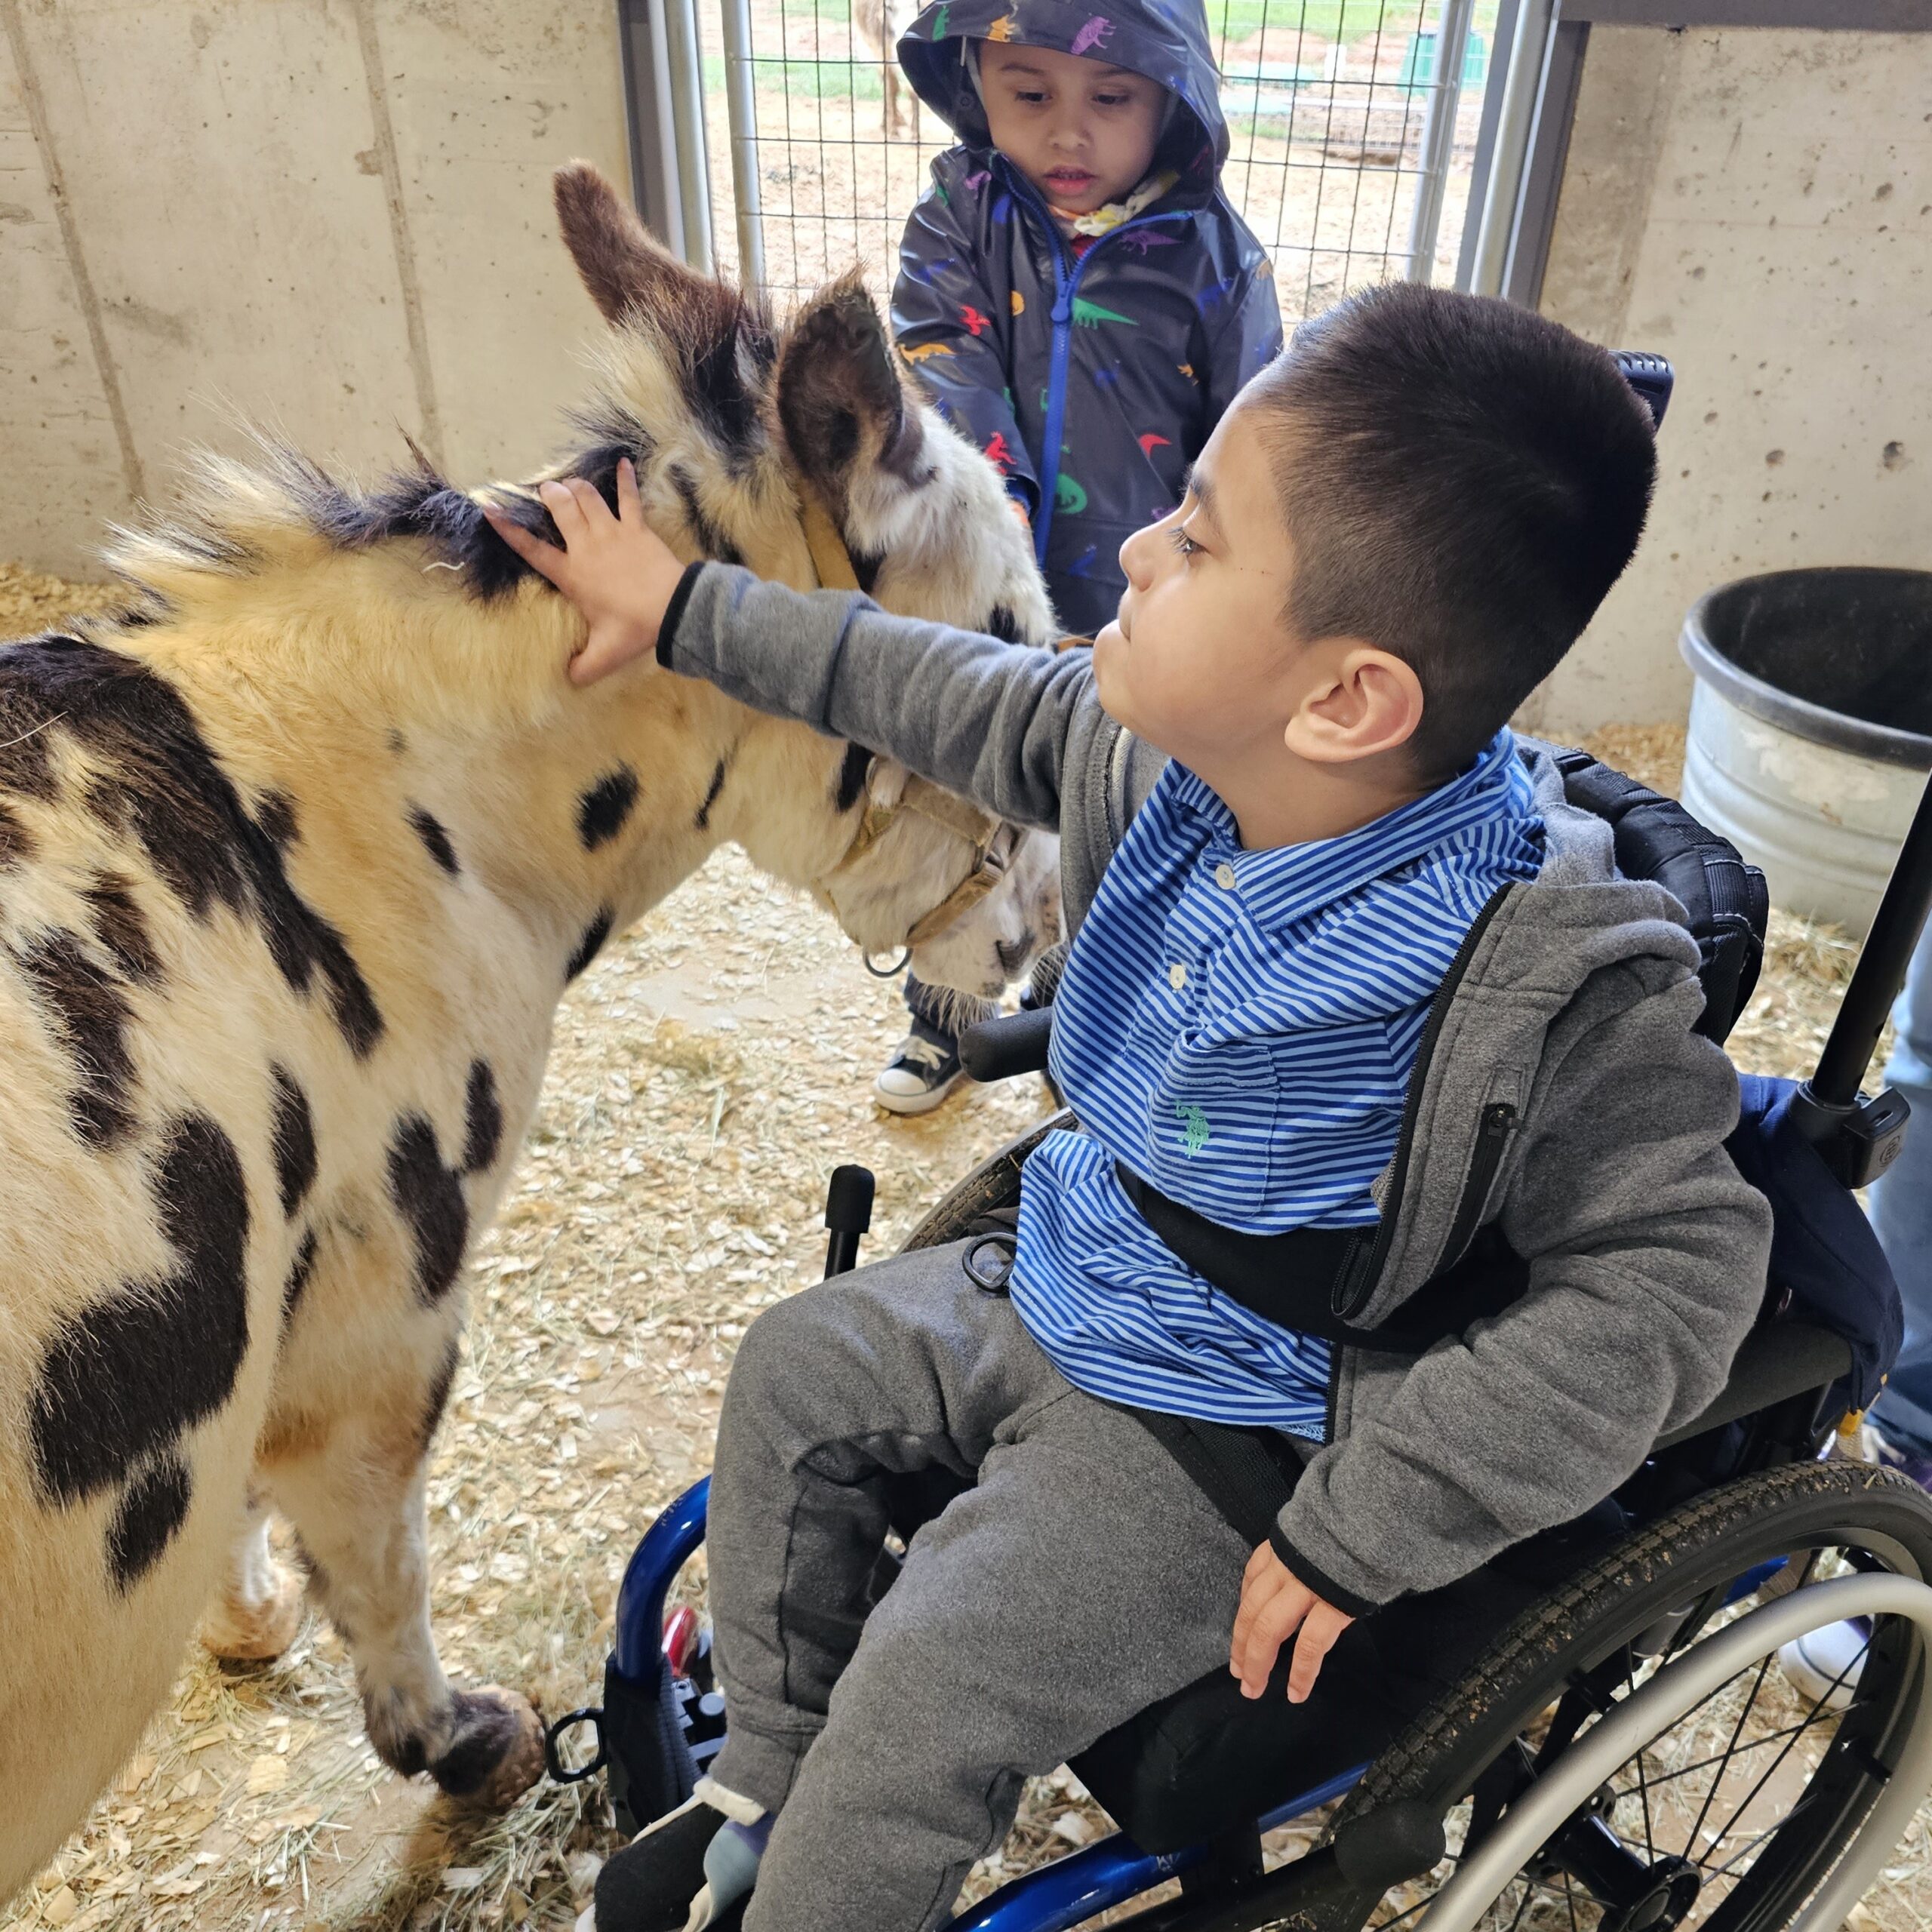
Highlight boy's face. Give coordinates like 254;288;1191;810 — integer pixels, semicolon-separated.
1092;402;1307;772
977;42;1167;213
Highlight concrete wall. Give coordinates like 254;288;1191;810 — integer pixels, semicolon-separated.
1520;23;1932;740
0;0;631;580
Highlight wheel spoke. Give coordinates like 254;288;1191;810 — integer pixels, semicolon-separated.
1606;1706;1842;1796
1696;1791;1817;1882
1630;1740;1657;1865
1697;1627;1868;1857
1504;1871;1537;1932
1684;1651;1775;1856
1373;1894;1435;1930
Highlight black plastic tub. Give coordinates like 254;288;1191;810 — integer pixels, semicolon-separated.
1681;567;1932;769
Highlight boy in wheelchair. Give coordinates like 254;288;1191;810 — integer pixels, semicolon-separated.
492;285;1774;1932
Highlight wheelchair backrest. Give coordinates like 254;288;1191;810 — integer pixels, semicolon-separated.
1554;749;1769;1047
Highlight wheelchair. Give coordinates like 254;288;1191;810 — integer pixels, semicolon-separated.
547;750;1932;1932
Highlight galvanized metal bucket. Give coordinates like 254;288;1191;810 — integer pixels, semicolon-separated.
1680;568;1932;937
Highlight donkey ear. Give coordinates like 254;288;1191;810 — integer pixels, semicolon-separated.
554;161;705;328
776;274;928;500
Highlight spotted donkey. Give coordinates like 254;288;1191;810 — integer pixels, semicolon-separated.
0;162;1060;1899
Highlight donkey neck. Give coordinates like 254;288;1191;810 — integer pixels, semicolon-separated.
113;556;707;961
118;544;866;998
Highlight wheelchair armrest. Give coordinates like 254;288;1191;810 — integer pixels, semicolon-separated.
1652;1321;1851;1451
959;1006;1054;1082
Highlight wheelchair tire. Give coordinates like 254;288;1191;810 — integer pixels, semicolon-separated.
1317;1459;1932;1932
898;1109;1073;1253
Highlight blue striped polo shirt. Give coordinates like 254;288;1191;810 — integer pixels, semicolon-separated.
1009;731;1545;1438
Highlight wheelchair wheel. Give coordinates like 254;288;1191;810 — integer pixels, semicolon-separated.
1317;1460;1932;1932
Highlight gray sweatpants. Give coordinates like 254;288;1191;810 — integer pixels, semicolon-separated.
707;1238;1254;1932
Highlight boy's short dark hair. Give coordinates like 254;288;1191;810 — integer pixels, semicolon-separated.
1249;283;1657;779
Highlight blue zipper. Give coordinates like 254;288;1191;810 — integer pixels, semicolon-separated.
996;159;1186;568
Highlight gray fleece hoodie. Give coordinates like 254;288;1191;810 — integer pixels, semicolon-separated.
657;562;1774;1611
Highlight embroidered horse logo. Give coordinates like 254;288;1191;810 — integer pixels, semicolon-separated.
1175;1102;1212;1158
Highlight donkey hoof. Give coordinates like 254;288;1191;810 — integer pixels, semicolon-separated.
433;1686;546;1810
198;1559;306;1663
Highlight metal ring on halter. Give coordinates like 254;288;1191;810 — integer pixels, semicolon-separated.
541;1706;608;1783
863;948;912;979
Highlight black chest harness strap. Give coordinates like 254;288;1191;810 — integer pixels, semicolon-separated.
1110;1164;1524;1584
1112;1161;1527;1355
958;1168;1527;1568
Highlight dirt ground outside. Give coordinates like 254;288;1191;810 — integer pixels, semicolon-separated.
2;565;1926;1932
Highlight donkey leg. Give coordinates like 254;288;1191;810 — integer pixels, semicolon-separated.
265;1394;544;1810
199;1482;306;1662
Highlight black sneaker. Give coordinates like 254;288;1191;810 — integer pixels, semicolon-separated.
874;1017;964;1115
582;1795;724;1932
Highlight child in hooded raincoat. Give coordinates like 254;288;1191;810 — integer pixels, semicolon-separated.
874;0;1285;1115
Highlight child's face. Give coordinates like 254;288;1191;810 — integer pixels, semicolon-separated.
1092;403;1307;773
977;42;1167;213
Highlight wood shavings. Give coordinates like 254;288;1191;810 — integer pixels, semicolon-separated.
0;562;124;635
1578;721;1687;800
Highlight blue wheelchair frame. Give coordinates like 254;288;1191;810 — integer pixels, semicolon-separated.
605;1475;1370;1932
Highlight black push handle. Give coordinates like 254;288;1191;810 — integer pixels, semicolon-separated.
1793;768;1932;1185
959;1006;1054;1083
1812;768;1932;1108
823;1164;875;1278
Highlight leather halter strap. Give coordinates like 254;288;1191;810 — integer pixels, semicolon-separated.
794;475;1024;950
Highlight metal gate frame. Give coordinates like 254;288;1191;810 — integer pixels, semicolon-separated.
1465;0;1931;309
620;0;1530;304
614;0;1930;311
619;0;715;272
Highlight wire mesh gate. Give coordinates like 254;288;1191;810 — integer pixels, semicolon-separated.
668;0;1504;319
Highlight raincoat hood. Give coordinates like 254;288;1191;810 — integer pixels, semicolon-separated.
898;0;1229;192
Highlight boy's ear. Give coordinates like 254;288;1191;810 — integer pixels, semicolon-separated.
1283;643;1426;766
775;272;931;509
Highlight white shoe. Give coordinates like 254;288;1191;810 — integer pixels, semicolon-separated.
873;1026;964;1115
1777;1619;1870;1712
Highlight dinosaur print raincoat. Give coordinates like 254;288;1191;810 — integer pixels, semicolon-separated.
894;0;1284;636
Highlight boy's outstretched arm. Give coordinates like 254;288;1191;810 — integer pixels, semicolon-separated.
486;470;1099;834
